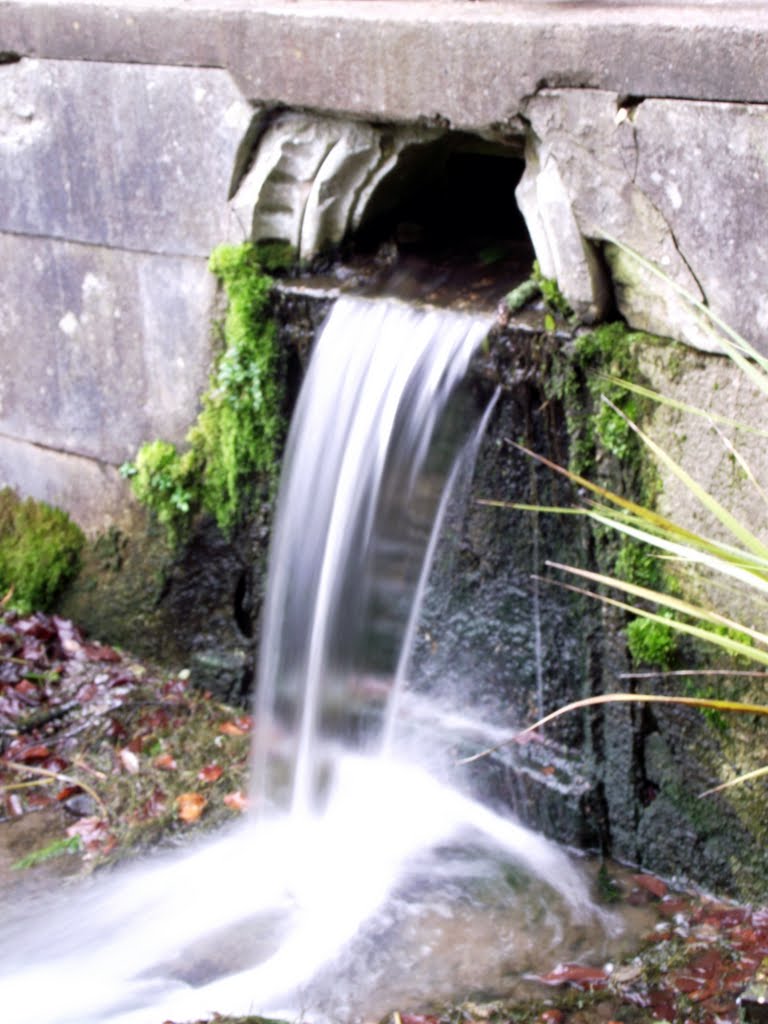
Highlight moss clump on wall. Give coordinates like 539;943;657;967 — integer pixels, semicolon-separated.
554;321;679;668
122;243;283;542
0;488;84;613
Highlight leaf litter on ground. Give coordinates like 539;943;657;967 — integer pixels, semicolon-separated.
3;609;768;1024
0;608;252;872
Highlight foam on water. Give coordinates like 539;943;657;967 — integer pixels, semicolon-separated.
0;754;603;1024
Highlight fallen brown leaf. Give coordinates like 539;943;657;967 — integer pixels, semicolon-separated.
176;792;206;823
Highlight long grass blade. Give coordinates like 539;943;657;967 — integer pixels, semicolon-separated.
510;442;726;552
601;396;768;560
587;511;768;592
620;669;768;680
604;237;768;385
588;502;768;573
699;765;768;798
477;499;584;516
457;692;768;766
542;564;768;662
601;375;768;439
709;420;768;509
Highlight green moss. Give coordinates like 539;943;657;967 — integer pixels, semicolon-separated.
626;615;678;669
550;322;681;667
532;260;574;320
122;243;284;542
0;488;84;613
502;276;540;314
252;240;297;274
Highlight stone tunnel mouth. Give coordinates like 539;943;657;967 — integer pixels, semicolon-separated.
324;130;534;312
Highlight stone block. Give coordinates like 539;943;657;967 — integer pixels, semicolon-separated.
0;232;216;464
519;90;768;354
0;57;253;255
5;1;768;128
0;434;134;536
632;99;768;350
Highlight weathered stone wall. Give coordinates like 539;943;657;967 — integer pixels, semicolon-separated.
518;90;768;350
2;2;768;530
0;56;254;532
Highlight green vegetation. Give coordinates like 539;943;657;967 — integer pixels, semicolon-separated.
122;243;283;542
532;259;574;322
252;240;297;273
502;260;574;326
511;243;768;792
0;488;84;613
550;320;679;667
11;835;82;871
625;613;678;668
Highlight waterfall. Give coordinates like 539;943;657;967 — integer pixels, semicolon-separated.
255;295;493;816
0;295;613;1024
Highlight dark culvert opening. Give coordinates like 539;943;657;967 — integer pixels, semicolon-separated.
347;131;534;306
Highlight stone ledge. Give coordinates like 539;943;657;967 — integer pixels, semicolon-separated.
0;58;252;256
3;1;768;131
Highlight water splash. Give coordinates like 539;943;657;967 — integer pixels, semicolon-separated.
0;296;616;1024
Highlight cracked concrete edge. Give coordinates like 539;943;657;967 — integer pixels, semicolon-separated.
2;2;768;130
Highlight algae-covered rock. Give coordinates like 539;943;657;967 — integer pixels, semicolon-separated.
0;488;84;613
58;504;267;705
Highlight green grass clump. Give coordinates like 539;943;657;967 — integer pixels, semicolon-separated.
122;243;283;542
0;488;84;613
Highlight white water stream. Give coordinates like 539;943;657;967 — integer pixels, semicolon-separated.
0;296;616;1024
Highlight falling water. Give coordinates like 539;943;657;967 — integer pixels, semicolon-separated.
255;296;494;814
0;296;616;1024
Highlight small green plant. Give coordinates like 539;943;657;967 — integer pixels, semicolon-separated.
502;261;575;326
532;260;574;321
11;835;82;871
122;243;284;542
120;440;198;544
0;488;84;613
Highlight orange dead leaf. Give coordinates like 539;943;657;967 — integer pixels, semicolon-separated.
223;790;249;812
154;753;177;771
632;873;668;899
219;721;247;736
176;792;206;823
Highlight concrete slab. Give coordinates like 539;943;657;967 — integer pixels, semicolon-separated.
2;2;768;131
0;57;253;255
0;233;216;464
